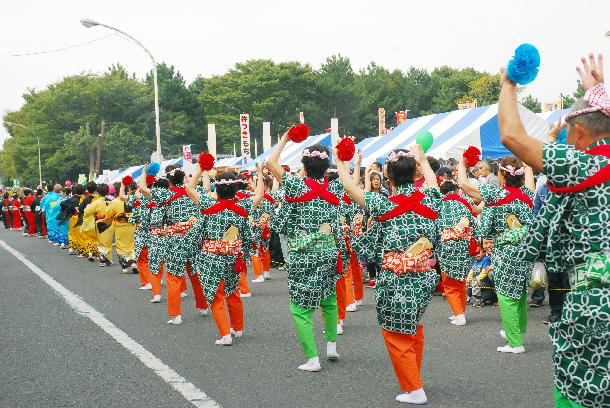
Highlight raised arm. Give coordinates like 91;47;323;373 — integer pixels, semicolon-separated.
118;182;127;202
138;165;151;198
251;163;265;211
458;156;484;202
364;166;372;192
413;145;439;191
524;165;535;193
353;150;362;184
267;131;290;183
334;149;366;209
185;166;203;207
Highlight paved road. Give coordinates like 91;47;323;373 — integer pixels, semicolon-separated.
0;228;555;408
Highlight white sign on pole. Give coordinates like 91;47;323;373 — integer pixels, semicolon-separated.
331;118;339;146
254;139;258;158
240;114;251;158
207;124;217;157
299;112;305;124
263;122;271;151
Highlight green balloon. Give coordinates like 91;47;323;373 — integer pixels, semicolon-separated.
415;129;434;153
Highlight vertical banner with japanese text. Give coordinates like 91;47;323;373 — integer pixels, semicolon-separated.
299;112;305;124
240;114;251;158
182;144;193;161
378;108;386;135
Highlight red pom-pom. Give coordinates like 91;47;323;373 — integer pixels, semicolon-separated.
463;146;481;168
288;123;310;143
336;137;356;162
282;165;291;172
198;153;215;171
122;176;134;186
145;175;156;185
468;238;479;256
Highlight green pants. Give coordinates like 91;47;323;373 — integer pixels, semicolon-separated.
554;387;587;407
497;290;528;347
289;294;338;358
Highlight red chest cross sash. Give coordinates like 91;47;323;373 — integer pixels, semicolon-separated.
486;187;533;208
284;177;340;206
342;193;351;205
548;144;610;194
160;187;188;206
374;190;438;222
443;194;476;217
235;191;253;200
263;193;274;203
202;199;248;217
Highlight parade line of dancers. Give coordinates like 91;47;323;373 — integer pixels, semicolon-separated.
1;53;608;407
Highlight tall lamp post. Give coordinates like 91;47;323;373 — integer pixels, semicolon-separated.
6;122;42;187
80;19;163;163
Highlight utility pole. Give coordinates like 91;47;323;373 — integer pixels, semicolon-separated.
95;120;105;175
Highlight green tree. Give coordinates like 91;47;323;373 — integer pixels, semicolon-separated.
458;74;501;107
521;94;542;113
560;80;585;108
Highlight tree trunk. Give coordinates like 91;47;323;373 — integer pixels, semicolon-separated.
86;123;95;179
95;120;105;174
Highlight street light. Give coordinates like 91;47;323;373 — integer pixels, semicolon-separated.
6;122;42;188
80;19;163;163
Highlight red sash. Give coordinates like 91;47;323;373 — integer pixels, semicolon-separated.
235;191;252;200
284;177;340;206
548;144;610;194
160;187;188;206
132;201;141;208
486;187;533;208
443;194;476;217
342;193;351;205
146;202;157;209
202;199;248;218
263;193;274;203
374;190;438;222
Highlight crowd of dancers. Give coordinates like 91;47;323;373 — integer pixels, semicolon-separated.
1;53;608;407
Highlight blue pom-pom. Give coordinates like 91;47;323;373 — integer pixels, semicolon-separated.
557;128;567;145
506;43;540;85
147;162;161;175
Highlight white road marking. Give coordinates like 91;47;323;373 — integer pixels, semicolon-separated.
0;239;220;408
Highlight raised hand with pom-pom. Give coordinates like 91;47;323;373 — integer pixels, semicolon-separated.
288;123;309;143
198;153;215;171
463;146;481;168
121;175;134;186
336;137;356;162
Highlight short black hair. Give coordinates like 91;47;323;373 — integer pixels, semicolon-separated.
97;183;109;196
73;184;85;195
154;178;170;189
216;172;239;200
386;149;416;186
166;165;185;186
236;175;249;190
23;189;32;196
36;189;43;196
439;180;459;195
427;156;440;173
86;182;98;194
326;164;339;182
301;144;330;179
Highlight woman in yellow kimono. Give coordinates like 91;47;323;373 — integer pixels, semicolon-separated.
79;182;101;262
102;181;137;273
91;183;114;267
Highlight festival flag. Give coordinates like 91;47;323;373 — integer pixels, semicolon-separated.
182;144;193;161
378;108;386;135
240;114;251;158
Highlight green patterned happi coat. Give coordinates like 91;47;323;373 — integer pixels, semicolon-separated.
190;196;254;303
363;185;440;335
436;194;476;280
281;174;346;309
478;184;534;299
149;185;199;277
128;194;151;260
523;141;610;407
250;194;275;251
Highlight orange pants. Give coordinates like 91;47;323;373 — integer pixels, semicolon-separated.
441;273;467;316
150;264;165;297
238;270;251;295
260;247;270;272
210;280;244;337
347;250;363;302
251;255;263;278
137;247;151;287
382;325;425;392
186;263;209;310
337;275;346;321
166;273;183;317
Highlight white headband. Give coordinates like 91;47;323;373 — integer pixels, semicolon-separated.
387;150;415;163
499;165;525;176
215;179;242;185
302;149;329;159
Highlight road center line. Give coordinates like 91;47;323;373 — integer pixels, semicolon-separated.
0;238;220;408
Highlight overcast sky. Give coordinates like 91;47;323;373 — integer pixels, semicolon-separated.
2;0;609;147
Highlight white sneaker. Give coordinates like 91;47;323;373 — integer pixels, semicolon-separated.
230;328;243;338
68;248;75;255
87;253;95;262
337;323;344;335
240;292;251;298
448;315;456;321
451;314;466;326
252;276;265;283
77;254;84;258
497;345;525;354
326;342;339;360
263;271;270;280
215;334;233;346
53;242;60;246
60;244;66;249
167;315;182;325
346;303;357;312
355;299;363;306
396;388;427;404
138;283;152;290
150;295;162;303
500;330;507;340
181;291;188;298
298;357;321;372
198;308;209;316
